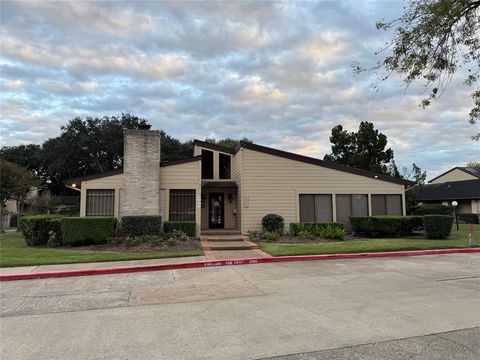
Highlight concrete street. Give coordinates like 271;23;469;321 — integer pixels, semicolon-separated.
1;253;479;359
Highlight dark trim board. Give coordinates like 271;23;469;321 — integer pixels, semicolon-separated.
193;140;235;154
160;155;201;167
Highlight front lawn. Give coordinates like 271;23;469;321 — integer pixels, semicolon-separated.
0;231;203;267
260;223;478;257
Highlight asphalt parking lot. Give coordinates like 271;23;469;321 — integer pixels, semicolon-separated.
1;253;479;359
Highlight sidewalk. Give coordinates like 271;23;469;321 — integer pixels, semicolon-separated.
0;256;206;276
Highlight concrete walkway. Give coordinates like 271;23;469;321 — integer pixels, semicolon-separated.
1;253;479;359
0;256;206;275
200;234;272;260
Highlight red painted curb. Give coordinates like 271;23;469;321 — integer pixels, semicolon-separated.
1;248;479;282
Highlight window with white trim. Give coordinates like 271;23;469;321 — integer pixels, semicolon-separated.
86;189;115;216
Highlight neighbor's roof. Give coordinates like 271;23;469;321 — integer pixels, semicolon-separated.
428;166;480;183
413;179;480;201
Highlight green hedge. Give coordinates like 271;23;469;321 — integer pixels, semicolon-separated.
121;216;162;238
61;217;117;246
18;215;64;246
457;213;479;224
410;204;452;215
262;214;285;233
350;216;423;237
164;221;196;237
289;222;344;236
423;215;454;239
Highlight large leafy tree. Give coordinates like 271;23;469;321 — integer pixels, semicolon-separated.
205;137;252;150
0;160;39;232
402;163;427;185
360;0;480;140
324;121;397;175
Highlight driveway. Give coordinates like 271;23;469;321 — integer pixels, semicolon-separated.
1;253;479;359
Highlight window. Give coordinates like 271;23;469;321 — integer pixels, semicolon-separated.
335;194;368;231
219;153;231;179
201;150;214;179
86;190;115;216
372;195;402;215
299;194;333;222
169;190;195;221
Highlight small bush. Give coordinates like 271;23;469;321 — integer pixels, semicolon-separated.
350;216;422;237
423;215;454;239
121;216;162;238
168;229;190;242
298;230;314;239
166;238;177;246
289;222;344;236
457;213;479;224
164;221;196;237
260;230;281;241
262;214;285;234
318;224;345;240
19;215;64;246
410;204;452;216
61;217;117;246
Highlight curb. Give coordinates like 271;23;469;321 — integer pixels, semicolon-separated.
1;248;479;282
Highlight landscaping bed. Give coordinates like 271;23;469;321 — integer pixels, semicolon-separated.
74;236;201;252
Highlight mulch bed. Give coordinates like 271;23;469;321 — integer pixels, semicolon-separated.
70;238;202;253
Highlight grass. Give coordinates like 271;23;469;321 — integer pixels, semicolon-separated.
0;231;203;268
260;223;479;257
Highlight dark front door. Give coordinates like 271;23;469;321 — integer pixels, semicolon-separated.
209;192;224;228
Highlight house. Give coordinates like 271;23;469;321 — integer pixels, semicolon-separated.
66;128;412;236
413;167;480;214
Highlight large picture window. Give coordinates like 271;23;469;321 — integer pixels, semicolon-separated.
299;194;333;222
86;189;115;216
335;194;368;231
169;190;196;221
372;195;402;215
201;150;214;179
219;153;231;179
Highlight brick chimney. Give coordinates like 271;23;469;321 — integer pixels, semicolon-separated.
121;128;161;216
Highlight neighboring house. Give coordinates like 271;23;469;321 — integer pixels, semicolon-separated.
413;167;480;214
66;128;412;235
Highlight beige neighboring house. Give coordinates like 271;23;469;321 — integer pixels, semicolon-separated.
414;167;480;214
66;128;412;236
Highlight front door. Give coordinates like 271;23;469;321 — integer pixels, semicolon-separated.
209;192;224;228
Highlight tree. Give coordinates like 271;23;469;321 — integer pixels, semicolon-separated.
205;137;252;150
358;0;480;140
0;160;38;232
160;131;193;162
40;113;149;194
467;161;480;170
401;163;427;185
324;121;396;174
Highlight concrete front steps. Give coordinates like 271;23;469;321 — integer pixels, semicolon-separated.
200;232;270;260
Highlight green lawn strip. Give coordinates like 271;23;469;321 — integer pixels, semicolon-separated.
260;224;478;257
0;232;203;268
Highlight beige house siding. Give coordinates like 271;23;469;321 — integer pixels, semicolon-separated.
232;149;243;231
430;169;477;184
240;148;405;233
160;160;201;236
80;174;123;218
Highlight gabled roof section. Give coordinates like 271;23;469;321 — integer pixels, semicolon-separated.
239;141;413;186
193;139;235;154
414;179;480;201
160;155;201;167
65;169;123;190
428;166;480;183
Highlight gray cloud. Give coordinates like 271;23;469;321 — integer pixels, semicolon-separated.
0;0;478;179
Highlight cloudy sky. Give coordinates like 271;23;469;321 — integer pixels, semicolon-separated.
0;0;478;179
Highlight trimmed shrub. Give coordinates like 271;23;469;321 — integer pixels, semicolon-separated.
121;216;162;238
19;215;64;246
260;230;281;241
262;214;285;234
61;217;117;246
47;219;63;247
423;215;454;239
164;221;196;237
350;216;422;237
457;213;479;224
410;204;452;216
289;222;344;236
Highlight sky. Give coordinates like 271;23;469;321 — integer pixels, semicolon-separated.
0;0;478;180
